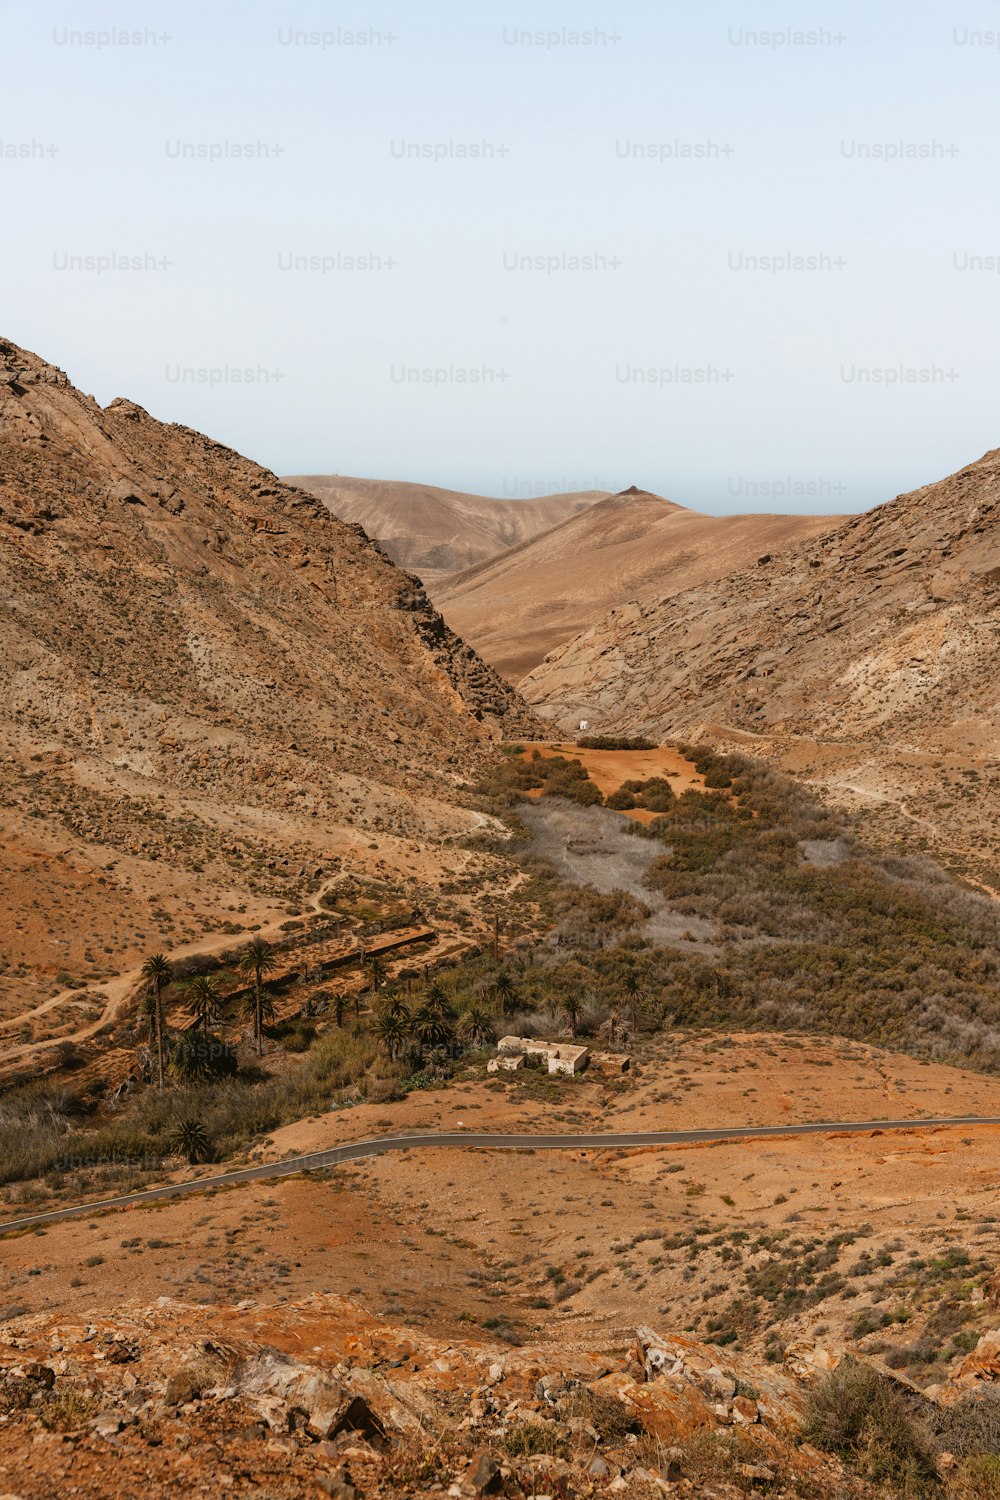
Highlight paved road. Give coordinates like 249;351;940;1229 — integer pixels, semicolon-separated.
2;1115;999;1237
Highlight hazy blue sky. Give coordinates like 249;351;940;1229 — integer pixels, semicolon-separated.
3;0;999;513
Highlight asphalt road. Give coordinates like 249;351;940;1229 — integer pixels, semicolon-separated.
2;1115;999;1237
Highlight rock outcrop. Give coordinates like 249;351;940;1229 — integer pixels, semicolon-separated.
0;1294;869;1498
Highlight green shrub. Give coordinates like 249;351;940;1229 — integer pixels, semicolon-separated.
576;736;656;751
804;1359;938;1492
952;1454;1000;1499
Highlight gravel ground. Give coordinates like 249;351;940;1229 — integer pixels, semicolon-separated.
519;798;716;945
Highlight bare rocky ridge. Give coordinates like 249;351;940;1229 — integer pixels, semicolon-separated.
436;488;842;682
0;339;536;1014
287;473;607;588
522;452;1000;754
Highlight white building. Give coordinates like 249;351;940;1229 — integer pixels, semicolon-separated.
495;1035;590;1076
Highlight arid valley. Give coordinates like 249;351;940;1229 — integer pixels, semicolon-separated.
2;333;1000;1500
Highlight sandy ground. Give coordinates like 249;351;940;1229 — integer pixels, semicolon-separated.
6;1033;1000;1370
518;741;710;827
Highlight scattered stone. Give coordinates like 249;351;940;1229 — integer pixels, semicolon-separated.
316;1466;358;1500
660;1447;684;1482
164;1371;199;1405
733;1395;759;1424
462;1448;503;1494
737;1462;776;1484
91;1410;123;1438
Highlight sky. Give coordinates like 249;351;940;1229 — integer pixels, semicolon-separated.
3;0;999;514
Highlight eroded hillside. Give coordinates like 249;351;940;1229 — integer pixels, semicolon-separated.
288;473;606;587
439;488;842;682
0;339;536;1019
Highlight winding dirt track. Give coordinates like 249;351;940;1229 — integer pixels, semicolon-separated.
0;877;348;1066
2;1116;999;1236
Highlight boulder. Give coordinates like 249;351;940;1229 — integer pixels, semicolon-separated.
317;1468;359;1500
91;1410;123;1438
233;1346;387;1446
164;1371;199;1406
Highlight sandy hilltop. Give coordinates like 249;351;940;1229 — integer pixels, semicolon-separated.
437;487;843;682
288;473;607;589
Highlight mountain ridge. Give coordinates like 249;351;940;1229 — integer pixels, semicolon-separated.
520;447;1000;755
0;337;535;1017
286;472;608;585
438;486;843;682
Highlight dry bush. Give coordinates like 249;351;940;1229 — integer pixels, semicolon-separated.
950;1455;1000;1499
562;1385;642;1441
804;1359;939;1493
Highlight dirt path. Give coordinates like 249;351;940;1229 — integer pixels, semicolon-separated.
0;875;346;1065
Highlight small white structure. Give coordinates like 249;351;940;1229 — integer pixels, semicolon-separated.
591;1051;631;1076
487;1052;525;1074
496;1035;589;1076
578;719;590;733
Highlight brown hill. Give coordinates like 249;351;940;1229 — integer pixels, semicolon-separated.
522;451;1000;749
437;487;842;681
286;473;607;585
0;339;535;1020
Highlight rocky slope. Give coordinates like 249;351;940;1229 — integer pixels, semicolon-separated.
0;1293;902;1498
0;339;536;1016
288;474;606;588
521;453;1000;757
437;488;842;682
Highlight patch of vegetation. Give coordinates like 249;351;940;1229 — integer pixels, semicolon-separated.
476;749;602;807
576;735;657;751
804;1359;938;1492
606;776;677;813
500;1419;570;1459
562;1386;642;1441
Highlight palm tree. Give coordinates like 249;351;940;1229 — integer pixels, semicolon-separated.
170;1035;210;1082
621;967;645;1034
460;1004;497;1050
562;993;584;1038
239;937;277;1056
412;997;455;1051
170;1118;211;1164
140;954;172;1090
492;969;518;1018
600;1009;630;1048
376;987;407;1020
186;974;218;1039
239;985;275;1034
365;954;388;997
375;1008;408;1061
425;980;450;1013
